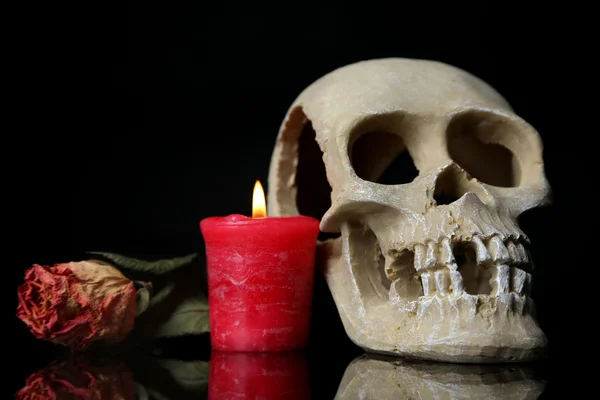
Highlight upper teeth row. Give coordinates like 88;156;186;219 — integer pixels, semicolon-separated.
413;236;530;272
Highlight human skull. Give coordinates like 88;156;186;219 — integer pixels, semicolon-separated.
267;58;550;363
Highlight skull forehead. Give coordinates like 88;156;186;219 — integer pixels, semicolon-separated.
295;58;513;139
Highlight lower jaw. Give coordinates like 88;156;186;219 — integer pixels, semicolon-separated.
341;293;547;363
323;239;546;363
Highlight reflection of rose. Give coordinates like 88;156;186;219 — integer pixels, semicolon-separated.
16;358;135;400
17;261;137;348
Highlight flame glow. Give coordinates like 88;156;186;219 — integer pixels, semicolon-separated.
252;180;267;218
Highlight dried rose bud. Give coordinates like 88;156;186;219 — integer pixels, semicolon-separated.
17;261;137;349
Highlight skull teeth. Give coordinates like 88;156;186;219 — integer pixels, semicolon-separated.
506;241;519;263
511;267;527;295
487;236;511;264
472;236;491;266
414;243;437;271
417;265;530;297
448;270;465;294
411;236;532;271
405;235;533;299
490;264;511;295
419;270;452;296
421;271;435;296
440;237;454;264
434;270;450;295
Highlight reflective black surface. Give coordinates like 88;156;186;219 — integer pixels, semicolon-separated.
14;335;554;399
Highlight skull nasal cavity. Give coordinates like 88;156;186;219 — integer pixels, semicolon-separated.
351;132;418;184
433;167;469;206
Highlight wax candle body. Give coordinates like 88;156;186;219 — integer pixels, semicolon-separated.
200;214;320;352
208;351;310;399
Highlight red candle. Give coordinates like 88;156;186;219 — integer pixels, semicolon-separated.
208;351;310;399
200;180;320;352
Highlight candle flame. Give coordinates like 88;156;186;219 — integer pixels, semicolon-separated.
252;180;267;218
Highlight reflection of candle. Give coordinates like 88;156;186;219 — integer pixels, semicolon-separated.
200;180;320;352
209;351;310;399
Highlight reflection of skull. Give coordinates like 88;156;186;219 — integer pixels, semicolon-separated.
335;354;546;399
267;58;550;363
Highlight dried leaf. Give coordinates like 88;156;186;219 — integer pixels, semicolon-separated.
152;295;210;337
130;263;210;339
86;252;198;274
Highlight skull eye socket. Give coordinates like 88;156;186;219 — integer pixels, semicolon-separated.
349;131;419;184
446;111;535;188
271;106;337;241
296;118;339;240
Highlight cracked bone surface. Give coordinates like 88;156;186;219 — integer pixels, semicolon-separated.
334;354;546;399
267;58;550;362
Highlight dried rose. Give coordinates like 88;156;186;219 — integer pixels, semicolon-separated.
15;357;135;400
17;261;137;349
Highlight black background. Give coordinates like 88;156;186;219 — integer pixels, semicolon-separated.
9;2;581;397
